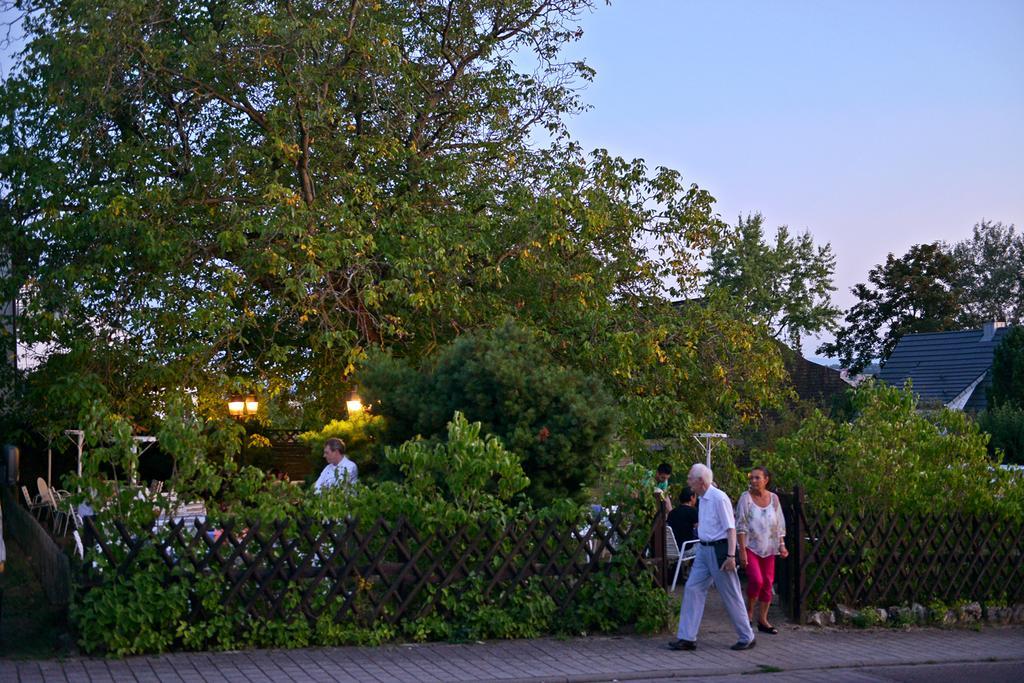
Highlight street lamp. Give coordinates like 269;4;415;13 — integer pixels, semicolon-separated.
345;389;364;416
228;393;259;419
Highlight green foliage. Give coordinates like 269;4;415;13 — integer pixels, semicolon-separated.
360;322;618;505
71;413;669;655
950;221;1024;326
760;380;1024;517
384;412;531;514
567;571;672;635
851;608;881;629
818;243;962;372
706;213;839;351
0;0;794;469
988;326;1024;410
73;551;190;656
0;0;740;434
977;404;1024;465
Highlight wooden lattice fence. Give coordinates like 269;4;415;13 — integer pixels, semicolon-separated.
81;509;668;634
774;487;1024;620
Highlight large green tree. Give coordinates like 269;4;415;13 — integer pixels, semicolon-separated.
818;243;961;373
950;220;1024;327
705;213;839;351
2;0;763;433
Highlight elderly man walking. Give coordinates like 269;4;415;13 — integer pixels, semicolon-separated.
669;463;756;651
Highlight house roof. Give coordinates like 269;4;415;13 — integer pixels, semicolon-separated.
779;345;851;405
877;325;1011;409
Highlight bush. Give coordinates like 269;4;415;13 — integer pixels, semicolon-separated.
760;380;1024;517
71;413;669;655
989;326;1024;409
359;321;619;505
978;404;1024;465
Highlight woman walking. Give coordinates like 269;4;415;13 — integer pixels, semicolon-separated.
736;466;787;634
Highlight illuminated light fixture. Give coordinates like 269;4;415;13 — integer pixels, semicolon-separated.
228;394;259;418
228;395;245;418
346;390;364;415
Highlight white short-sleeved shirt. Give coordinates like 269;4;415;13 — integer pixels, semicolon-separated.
696;484;736;542
313;456;358;493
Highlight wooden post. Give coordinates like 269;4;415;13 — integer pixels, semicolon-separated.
791;485;805;623
653;497;667;589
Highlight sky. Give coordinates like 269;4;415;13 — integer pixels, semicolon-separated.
560;0;1024;362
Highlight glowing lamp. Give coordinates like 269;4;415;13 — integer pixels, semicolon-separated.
346;390;364;415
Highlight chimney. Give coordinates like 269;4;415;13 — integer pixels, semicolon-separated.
981;320;1006;342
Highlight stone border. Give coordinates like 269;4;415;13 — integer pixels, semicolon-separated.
805;601;1024;628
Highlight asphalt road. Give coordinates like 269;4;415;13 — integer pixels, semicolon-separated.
637;659;1024;682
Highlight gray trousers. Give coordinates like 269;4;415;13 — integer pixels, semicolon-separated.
676;543;756;643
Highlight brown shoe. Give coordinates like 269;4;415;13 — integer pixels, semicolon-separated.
669;639;697;651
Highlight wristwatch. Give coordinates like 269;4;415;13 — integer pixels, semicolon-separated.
727;554;735;558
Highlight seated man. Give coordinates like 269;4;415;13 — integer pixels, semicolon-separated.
313;437;358;493
667;486;698;550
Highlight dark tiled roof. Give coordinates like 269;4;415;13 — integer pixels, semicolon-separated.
877;326;1011;409
780;346;850;405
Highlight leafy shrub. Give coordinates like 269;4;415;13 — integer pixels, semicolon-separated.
359;321;619;505
988;326;1024;409
978;404;1024;465
71;412;670;655
74;551;189;656
761;380;1024;517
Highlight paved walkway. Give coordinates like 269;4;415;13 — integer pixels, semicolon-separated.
2;626;1022;682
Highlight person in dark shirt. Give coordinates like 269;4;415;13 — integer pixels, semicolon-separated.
667;486;699;549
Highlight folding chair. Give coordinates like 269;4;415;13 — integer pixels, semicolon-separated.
666;525;700;591
22;485;47;518
58;499;83;537
38;478;71;534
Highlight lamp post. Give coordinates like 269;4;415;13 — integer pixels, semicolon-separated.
228;394;259;419
228;394;259;466
345;389;363;416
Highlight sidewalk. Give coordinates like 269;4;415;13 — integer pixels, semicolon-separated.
3;589;1022;682
4;626;1021;682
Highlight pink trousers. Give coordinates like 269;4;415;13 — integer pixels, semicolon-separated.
744;548;775;603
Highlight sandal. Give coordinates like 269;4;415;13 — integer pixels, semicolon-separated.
757;622;779;634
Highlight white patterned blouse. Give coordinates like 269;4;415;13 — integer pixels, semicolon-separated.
735;491;786;558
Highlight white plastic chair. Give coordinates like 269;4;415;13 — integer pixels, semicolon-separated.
38;478;71;534
36;478;57;524
22;485;47;518
666;525;699;591
57;500;83;537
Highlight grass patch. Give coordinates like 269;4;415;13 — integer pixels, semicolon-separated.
744;664;784;674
